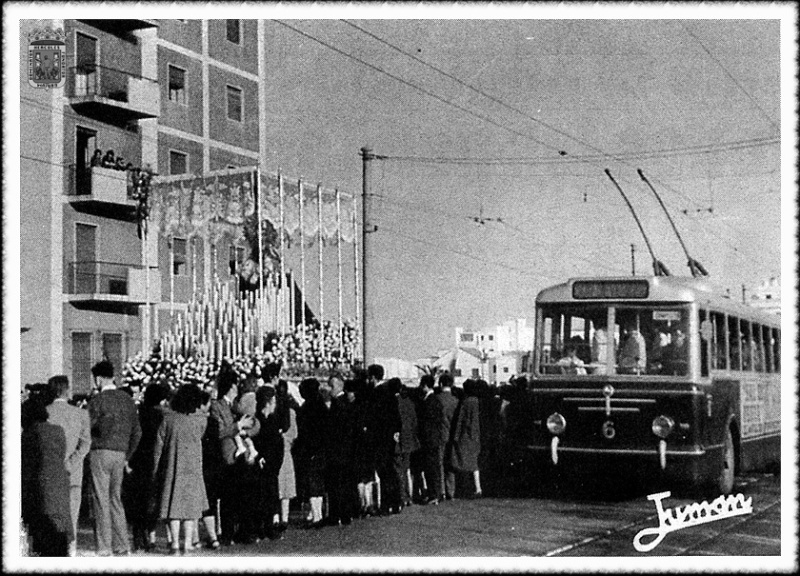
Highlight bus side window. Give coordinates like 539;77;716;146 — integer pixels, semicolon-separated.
741;321;753;371
711;311;726;370
772;328;780;371
752;323;765;372
728;316;741;371
700;309;710;377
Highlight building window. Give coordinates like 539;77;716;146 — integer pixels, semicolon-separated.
488;335;494;341
168;64;187;105
169;150;188;175
172;237;187;276
226;85;243;122
226;20;240;44
229;245;246;275
503;366;509;373
72;332;93;394
102;333;123;383
471;368;480;378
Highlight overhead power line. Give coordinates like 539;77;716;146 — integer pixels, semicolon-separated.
271;19;566;156
680;22;780;135
337;20;779;261
375;136;778;166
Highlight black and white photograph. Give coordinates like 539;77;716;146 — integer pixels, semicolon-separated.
4;2;797;572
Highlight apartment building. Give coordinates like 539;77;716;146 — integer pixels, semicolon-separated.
20;19;269;392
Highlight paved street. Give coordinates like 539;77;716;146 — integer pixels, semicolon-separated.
74;473;782;560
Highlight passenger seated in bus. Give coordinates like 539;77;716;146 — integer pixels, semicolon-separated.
661;325;689;376
618;318;647;374
591;317;609;374
557;344;587;375
648;327;670;373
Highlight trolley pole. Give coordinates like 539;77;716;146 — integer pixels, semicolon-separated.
631;244;636;276
361;146;375;365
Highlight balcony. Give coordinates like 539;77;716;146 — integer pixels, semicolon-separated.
68;64;159;123
66;261;161;312
77;19;159;35
65;165;139;220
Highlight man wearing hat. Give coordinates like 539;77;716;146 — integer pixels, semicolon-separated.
87;360;141;556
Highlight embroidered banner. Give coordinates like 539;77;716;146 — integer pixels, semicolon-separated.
150;167;356;244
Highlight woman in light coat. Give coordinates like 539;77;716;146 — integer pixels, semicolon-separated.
152;384;208;555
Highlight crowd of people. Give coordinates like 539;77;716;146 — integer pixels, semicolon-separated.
21;360;529;557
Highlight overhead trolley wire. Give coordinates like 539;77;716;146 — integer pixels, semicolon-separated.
271;19;565;155
376;136;778;166
679;22;780;135
340;20;779;271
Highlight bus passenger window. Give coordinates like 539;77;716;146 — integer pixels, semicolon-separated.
728;317;741;370
711;312;727;370
752;323;765;372
772;328;780;371
741;321;753;371
699;311;710;377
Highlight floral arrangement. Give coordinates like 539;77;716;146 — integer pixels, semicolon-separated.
122;318;360;390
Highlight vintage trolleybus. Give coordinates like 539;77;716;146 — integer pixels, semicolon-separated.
513;275;780;495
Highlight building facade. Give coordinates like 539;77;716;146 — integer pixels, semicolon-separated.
20;19;269;392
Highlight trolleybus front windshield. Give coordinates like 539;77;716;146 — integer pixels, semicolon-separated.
537;304;691;377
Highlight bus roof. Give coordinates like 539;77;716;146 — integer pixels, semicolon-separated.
535;276;780;326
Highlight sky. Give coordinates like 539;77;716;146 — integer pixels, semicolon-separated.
4;4;794;366
257;13;790;361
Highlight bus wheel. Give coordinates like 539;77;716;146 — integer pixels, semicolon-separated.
715;427;735;495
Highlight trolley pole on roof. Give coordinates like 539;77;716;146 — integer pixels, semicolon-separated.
631;244;636;276
361;146;376;365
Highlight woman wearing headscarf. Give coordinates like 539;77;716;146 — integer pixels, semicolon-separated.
21;394;73;556
449;379;482;498
152;384;208;555
295;378;333;527
125;383;171;552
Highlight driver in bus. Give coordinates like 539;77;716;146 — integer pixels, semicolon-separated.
618;317;647;374
557;342;587;375
660;324;689;376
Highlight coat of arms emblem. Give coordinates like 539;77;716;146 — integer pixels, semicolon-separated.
28;26;66;89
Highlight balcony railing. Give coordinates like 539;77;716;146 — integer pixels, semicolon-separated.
67;261;160;305
68;64;159;122
65;164;139;220
77;19;159;35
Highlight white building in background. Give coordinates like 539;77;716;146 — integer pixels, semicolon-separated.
437;318;534;385
374;357;421;381
749;276;781;315
455;318;534;355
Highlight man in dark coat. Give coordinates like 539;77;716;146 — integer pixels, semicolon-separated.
252;386;284;540
417;374;447;505
325;379;359;525
207;367;253;545
391;378;420;509
374;378;402;515
437;373;459;500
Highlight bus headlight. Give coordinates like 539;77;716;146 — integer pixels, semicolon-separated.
547;412;567;435
652;415;675;439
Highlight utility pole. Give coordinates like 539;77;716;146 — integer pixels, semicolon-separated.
631;244;636;276
361;146;375;365
742;284;747;305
